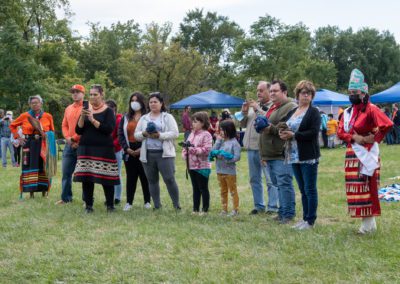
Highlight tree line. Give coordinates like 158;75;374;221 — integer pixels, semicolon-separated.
1;0;400;133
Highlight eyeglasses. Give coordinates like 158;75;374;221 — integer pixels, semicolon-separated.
71;90;81;94
299;91;311;96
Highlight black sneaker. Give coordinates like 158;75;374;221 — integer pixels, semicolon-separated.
114;199;121;205
265;210;278;215
85;207;94;214
272;215;282;222
107;206;115;212
279;217;294;225
249;209;260;215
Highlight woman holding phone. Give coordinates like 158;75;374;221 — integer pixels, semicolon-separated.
73;84;120;213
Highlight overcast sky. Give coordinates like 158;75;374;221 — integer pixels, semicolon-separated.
61;0;399;42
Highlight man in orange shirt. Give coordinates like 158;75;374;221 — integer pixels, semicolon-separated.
56;84;85;204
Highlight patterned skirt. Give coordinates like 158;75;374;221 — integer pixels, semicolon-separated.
73;145;120;186
344;147;381;218
20;137;51;193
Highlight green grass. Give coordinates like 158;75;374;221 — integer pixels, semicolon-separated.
1;144;400;283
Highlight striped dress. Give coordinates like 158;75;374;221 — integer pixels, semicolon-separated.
9;111;55;194
337;102;393;218
73;107;120;186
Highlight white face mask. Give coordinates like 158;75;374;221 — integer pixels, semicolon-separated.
131;101;141;111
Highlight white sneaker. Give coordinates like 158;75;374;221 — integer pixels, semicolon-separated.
144;202;152;209
227;210;239;217
358;217;377;234
123;203;133;211
297;222;314;230
291;220;306;229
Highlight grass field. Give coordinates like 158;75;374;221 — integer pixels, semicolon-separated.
0;143;399;283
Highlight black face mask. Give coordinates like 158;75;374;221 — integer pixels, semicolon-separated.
349;95;362;105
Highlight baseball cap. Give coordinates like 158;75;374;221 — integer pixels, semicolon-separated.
70;84;85;93
6;111;13;116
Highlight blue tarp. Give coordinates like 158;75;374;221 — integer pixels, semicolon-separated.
370;82;400;103
170;90;245;109
313;89;350;106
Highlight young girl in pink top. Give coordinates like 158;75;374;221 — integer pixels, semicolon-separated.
182;112;213;214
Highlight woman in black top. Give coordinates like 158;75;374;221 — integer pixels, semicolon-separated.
280;80;321;230
73;84;120;213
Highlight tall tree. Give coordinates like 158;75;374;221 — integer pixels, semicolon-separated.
78;20;141;83
0;20;45;112
138;23;206;105
234;15;325;93
178;8;244;65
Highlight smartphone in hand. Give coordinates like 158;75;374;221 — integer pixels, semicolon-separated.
83;100;89;110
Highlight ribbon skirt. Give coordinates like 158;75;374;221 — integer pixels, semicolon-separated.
344;147;381;218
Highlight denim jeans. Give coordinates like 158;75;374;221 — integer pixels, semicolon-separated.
247;150;279;212
393;125;400;144
61;144;78;202
262;165;279;212
1;137;15;166
328;134;336;148
267;159;295;219
385;131;394;145
292;162;319;225
114;150;123;201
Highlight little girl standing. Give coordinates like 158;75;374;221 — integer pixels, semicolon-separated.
182;112;213;215
210;120;241;216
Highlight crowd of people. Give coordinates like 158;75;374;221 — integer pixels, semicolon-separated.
1;68;396;234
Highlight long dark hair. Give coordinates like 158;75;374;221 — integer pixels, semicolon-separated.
127;92;146;120
90;84;104;95
220;120;237;139
148;92;167;112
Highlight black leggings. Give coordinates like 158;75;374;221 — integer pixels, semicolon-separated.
189;170;210;212
82;182;114;208
124;155;151;205
14;145;21;164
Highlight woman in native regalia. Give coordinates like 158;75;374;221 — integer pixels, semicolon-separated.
9;95;57;199
337;69;393;234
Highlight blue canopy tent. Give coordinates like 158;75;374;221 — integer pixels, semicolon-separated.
170;90;244;109
313;89;350;106
313;89;350;114
370;82;400;103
